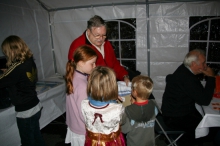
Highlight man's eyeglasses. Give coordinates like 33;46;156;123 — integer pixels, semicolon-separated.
89;29;107;39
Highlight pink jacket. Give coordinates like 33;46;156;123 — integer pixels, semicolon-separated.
66;71;87;135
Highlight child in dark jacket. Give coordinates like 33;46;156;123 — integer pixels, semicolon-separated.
0;35;45;146
121;75;158;146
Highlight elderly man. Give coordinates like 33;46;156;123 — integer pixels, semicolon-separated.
68;15;130;84
161;49;215;145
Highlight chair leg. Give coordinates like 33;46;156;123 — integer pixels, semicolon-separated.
155;119;175;146
155;134;161;140
167;133;184;146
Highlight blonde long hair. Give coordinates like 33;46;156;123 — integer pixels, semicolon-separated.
1;35;33;67
87;66;118;101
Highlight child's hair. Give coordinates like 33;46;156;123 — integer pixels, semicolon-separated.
1;35;33;67
87;66;118;101
131;75;153;100
65;45;97;94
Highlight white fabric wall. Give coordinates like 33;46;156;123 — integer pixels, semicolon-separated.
51;1;220;107
0;0;55;79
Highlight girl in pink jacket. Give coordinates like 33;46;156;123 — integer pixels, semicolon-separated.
65;45;97;146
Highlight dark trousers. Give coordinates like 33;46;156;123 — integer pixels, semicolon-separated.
163;108;203;145
215;130;220;146
16;110;46;146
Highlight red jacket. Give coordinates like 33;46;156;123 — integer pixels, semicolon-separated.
68;32;128;81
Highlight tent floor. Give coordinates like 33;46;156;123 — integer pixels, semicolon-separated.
41;113;215;146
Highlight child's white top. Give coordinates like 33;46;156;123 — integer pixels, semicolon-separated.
81;100;124;134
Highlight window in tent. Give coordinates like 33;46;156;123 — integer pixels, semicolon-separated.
106;19;136;71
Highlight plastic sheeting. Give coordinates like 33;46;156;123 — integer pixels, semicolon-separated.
38;0;145;10
0;0;55;79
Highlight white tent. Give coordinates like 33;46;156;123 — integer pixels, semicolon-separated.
1;0;220;106
0;1;220;145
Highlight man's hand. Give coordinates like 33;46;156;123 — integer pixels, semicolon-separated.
123;75;130;86
201;66;215;77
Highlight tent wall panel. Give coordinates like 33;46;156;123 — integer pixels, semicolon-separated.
151;34;189;48
149;2;220;16
136;48;148;62
150;17;189;33
0;0;55;79
136;61;148;75
150;47;188;62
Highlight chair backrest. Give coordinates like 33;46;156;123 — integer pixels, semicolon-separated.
155;113;184;134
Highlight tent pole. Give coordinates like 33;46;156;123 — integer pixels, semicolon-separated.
48;13;58;74
146;0;150;77
36;0;49;11
36;0;58;74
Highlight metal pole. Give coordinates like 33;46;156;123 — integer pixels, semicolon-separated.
146;0;150;76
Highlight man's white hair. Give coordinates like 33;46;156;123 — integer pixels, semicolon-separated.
183;49;205;67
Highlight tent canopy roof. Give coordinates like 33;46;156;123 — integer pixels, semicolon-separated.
0;0;207;11
37;0;206;11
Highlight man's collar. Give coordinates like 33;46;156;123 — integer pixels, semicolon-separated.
84;31;91;45
184;64;195;75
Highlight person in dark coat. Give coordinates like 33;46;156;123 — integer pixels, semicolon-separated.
161;49;215;145
0;35;45;146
